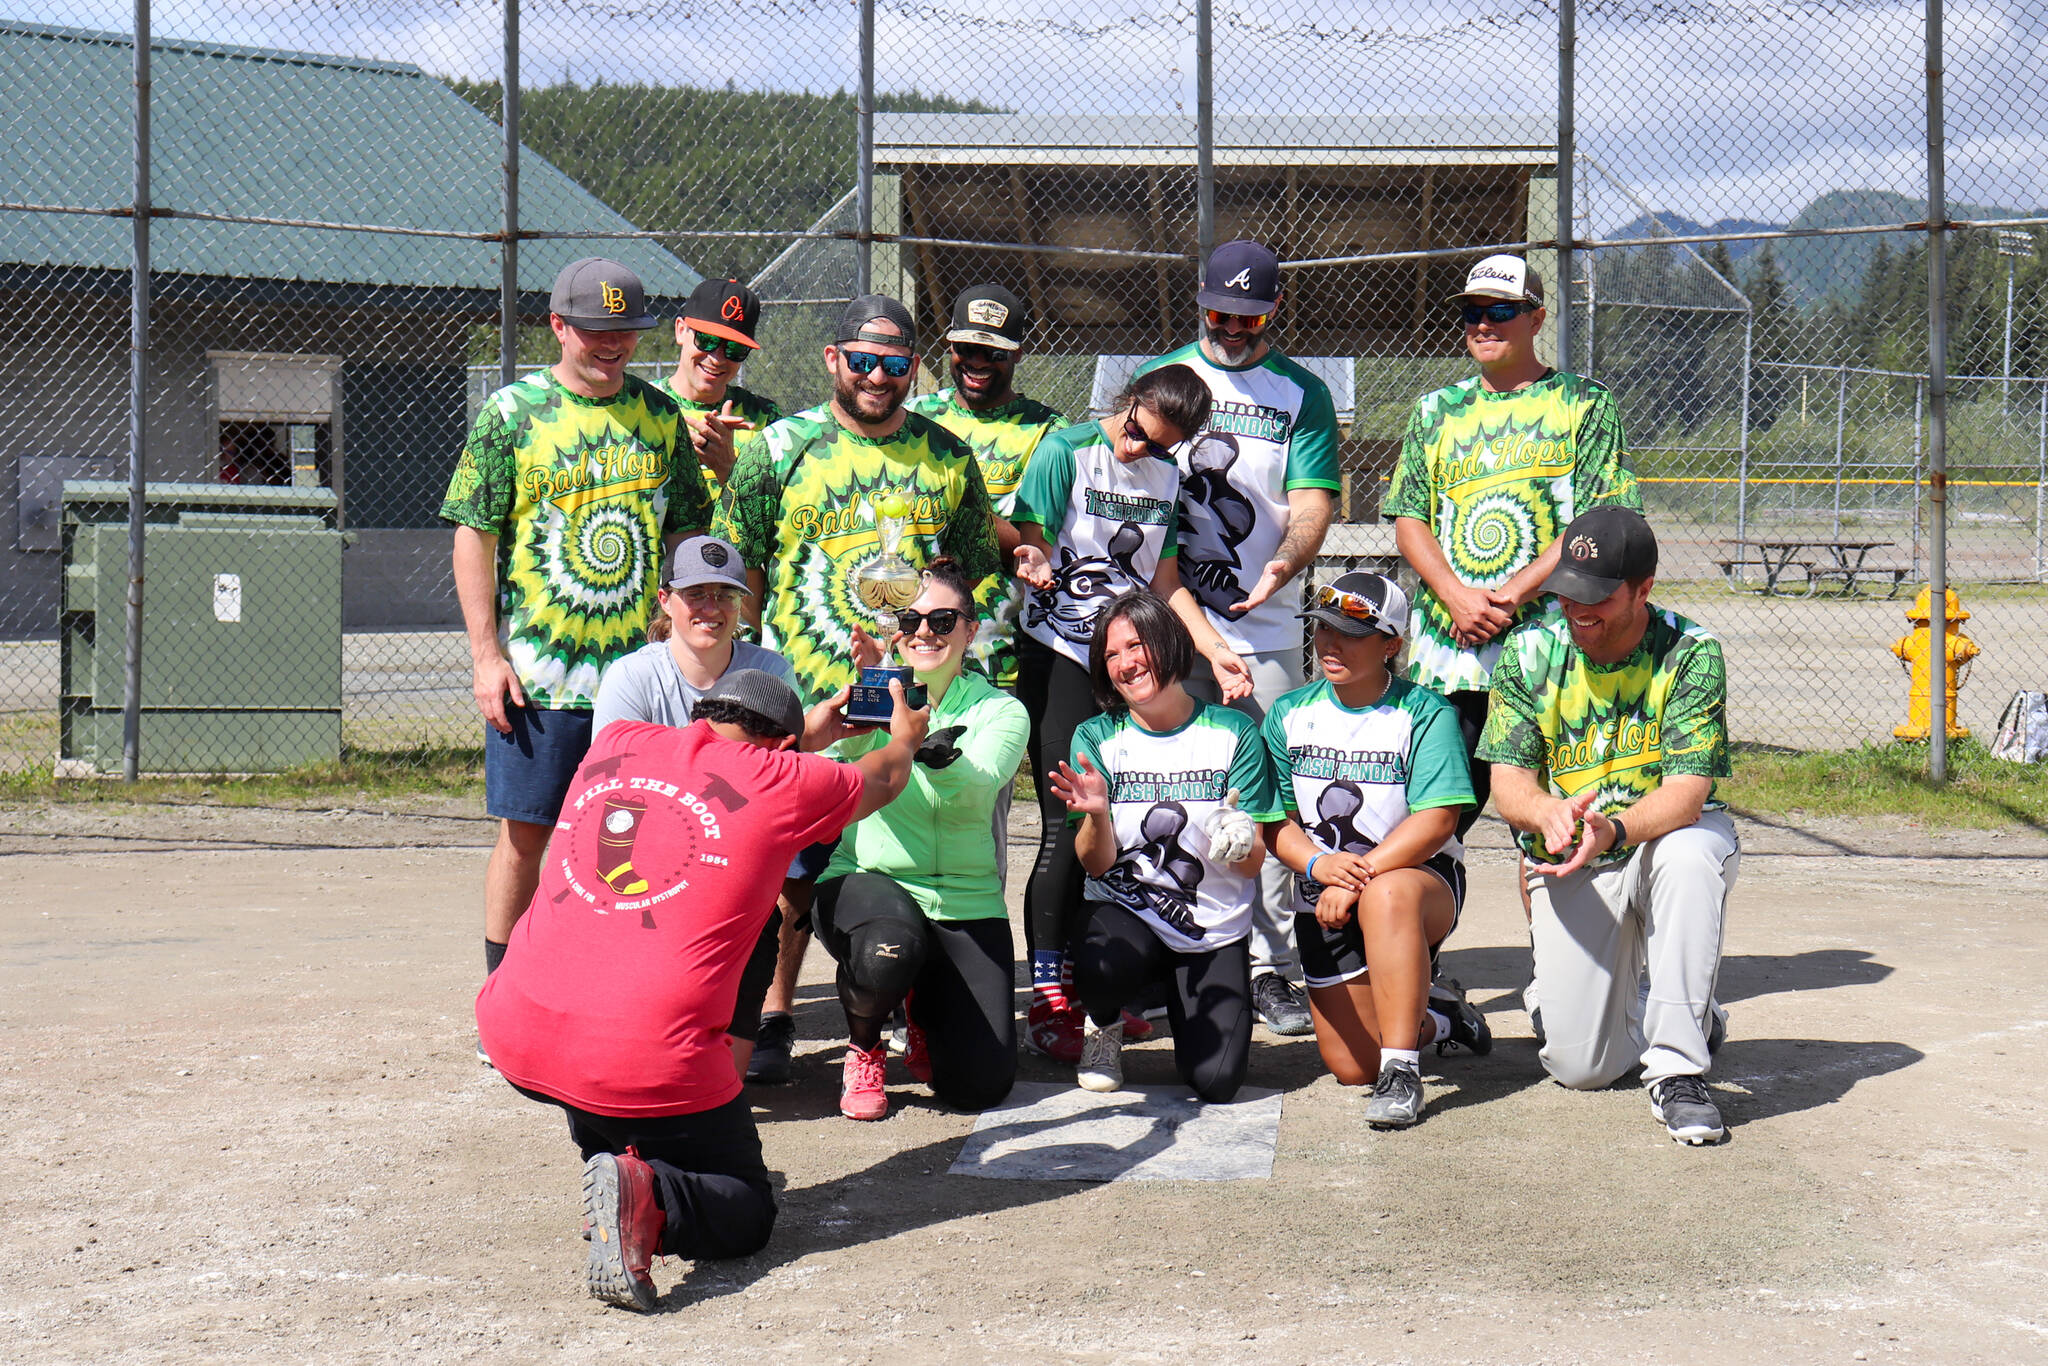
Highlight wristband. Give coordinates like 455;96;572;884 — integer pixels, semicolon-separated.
1609;816;1630;851
1306;852;1326;883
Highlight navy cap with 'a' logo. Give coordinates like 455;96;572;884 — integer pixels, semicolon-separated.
1197;240;1282;314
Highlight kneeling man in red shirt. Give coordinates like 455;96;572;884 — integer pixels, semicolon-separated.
477;668;926;1309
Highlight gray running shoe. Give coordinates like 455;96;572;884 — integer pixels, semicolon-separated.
1251;973;1313;1036
1429;977;1493;1057
1364;1058;1425;1129
1076;1016;1125;1093
1649;1074;1726;1145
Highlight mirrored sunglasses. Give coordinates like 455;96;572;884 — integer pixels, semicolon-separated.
1205;308;1270;329
1460;300;1535;326
691;330;752;362
843;350;913;377
1122;402;1178;461
1310;582;1395;632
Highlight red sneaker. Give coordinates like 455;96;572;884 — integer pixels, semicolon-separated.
840;1043;890;1121
903;1016;933;1085
582;1148;664;1311
1119;1009;1156;1043
1026;997;1084;1064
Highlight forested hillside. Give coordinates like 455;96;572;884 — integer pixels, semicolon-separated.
448;81;994;280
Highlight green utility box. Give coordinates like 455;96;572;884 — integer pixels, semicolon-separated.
61;481;344;774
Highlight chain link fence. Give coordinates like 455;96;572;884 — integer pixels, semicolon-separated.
1;0;2044;776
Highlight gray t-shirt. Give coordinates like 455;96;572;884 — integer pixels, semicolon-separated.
591;638;796;733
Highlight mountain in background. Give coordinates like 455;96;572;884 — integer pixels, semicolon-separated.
1608;213;1781;268
1778;189;2035;303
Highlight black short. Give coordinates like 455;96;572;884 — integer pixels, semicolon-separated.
1295;851;1467;990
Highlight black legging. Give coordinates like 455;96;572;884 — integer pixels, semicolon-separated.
1448;689;1492;839
1072;900;1252;1103
813;872;1017;1112
1014;634;1101;958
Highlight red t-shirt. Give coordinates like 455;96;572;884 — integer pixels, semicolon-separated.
476;719;863;1116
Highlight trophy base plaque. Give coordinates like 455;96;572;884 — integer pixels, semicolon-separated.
846;665;926;726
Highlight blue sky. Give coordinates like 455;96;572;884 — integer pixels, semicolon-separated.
9;0;2044;231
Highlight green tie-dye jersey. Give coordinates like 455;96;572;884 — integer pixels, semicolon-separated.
439;370;709;710
656;377;782;505
907;387;1069;683
1476;606;1730;867
714;404;1002;704
1383;370;1641;694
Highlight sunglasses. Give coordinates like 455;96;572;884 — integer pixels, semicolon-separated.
1122;402;1179;461
842;350;914;378
1460;300;1536;326
1205;308;1270;329
895;607;966;635
1311;582;1395;633
690;330;753;362
950;343;1013;365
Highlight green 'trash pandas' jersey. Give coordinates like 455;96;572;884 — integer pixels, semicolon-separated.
656;377;783;505
907;387;1069;684
439;370;709;710
714;404;1002;705
1476;606;1730;868
1383;369;1641;695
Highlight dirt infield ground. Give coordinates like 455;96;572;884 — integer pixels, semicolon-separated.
2;798;2045;1364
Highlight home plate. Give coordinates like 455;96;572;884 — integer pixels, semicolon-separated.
948;1080;1282;1182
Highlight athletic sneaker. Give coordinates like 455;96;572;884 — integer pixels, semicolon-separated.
1649;1074;1725;1144
746;1012;794;1085
582;1149;665;1311
1251;973;1313;1036
839;1043;890;1121
902;1016;932;1085
1430;977;1494;1057
1076;1016;1124;1093
1026;996;1084;1064
1364;1058;1425;1129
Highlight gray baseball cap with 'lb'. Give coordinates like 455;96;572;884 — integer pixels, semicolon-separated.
1541;506;1659;603
836;294;918;349
550;257;657;331
663;535;752;594
698;668;805;739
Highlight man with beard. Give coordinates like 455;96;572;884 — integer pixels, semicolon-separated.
716;293;1002;1082
907;283;1069;684
1137;239;1341;1038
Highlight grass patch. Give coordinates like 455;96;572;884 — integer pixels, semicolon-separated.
1722;739;2048;829
0;743;484;808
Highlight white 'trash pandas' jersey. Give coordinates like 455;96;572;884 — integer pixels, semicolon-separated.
1073;702;1281;952
1262;676;1474;912
1138;343;1342;655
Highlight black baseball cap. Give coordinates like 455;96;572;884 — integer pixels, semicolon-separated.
1299;571;1410;639
945;283;1027;351
549;257;656;331
835;294;917;349
698;668;804;739
663;535;751;593
681;278;762;350
1541;506;1659;603
1197;240;1282;314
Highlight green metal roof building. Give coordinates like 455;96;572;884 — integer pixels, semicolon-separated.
0;20;701;632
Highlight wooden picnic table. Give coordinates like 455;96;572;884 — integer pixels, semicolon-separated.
1716;537;1911;597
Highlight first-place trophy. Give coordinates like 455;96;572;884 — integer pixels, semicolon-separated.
847;492;927;725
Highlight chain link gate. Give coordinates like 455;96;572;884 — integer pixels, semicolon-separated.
1;0;2045;775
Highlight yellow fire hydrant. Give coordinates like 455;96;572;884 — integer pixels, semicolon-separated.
1891;586;1979;739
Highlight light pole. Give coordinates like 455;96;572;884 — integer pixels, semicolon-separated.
1997;228;2032;410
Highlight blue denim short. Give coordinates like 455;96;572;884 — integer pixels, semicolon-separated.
484;706;595;826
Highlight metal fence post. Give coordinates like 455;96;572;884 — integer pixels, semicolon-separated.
1912;377;1924;580
1926;0;1949;781
1195;0;1214;270
1555;0;1575;370
857;0;874;295
1736;308;1753;546
2036;379;2045;579
498;0;518;388
123;0;151;783
1832;364;1848;537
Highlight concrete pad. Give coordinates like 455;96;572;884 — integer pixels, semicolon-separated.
948;1080;1282;1182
